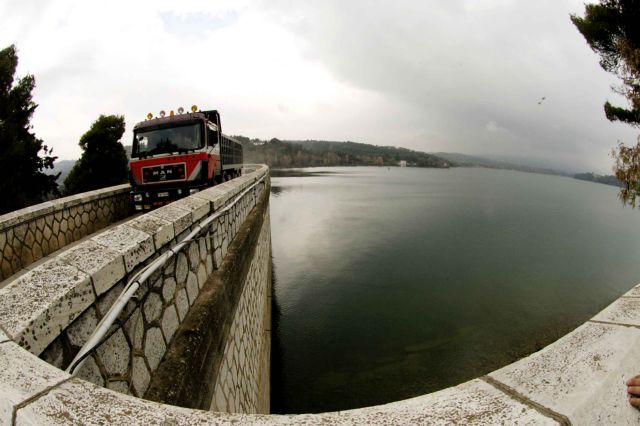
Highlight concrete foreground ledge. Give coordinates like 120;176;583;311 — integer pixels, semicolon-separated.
4;307;640;425
2;164;640;424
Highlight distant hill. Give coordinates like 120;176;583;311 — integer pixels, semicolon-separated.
573;172;621;187
433;152;570;176
233;137;451;169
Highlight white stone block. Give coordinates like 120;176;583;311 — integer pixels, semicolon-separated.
188;242;199;268
128;214;175;251
15;378;242;425
107;380;131;395
213;387;227;413
592;297;640;326
143;293;162;323
205;254;213;276
175;252;188;285
197;263;208;290
161;305;179;344
123;309;144;352
194;186;228;208
198;238;207;261
91;225;154;273
149;204;192;236
172;196;210;222
76;354;105;387
0;342;70;423
221;239;228;261
96;329;130;377
132;356;150;396
623;284;640;298
96;282;123;319
162;277;176;303
40;339;64;369
214;247;223;269
59;240;126;296
144;327;166;372
175;289;189;321
0;329;8;343
489;322;640;423
66;307;98;348
336;378;555;425
0;259;93;355
186;272;198;306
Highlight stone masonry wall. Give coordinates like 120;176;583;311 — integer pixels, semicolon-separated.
4;163;640;424
4;282;640;424
210;208;271;413
0;165;269;411
0;184;131;282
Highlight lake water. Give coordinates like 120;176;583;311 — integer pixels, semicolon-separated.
268;166;640;414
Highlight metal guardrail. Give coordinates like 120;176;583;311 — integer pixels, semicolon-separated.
66;174;267;375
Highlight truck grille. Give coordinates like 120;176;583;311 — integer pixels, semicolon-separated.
142;163;186;183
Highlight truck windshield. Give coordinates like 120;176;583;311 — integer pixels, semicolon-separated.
133;123;203;157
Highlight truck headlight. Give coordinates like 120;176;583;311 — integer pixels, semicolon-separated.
134;194;143;202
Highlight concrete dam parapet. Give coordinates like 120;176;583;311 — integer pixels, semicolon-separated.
2;163;640;424
0;164;272;419
0;184;132;282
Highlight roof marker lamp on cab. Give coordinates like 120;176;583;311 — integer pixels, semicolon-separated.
191;105;198;112
146;113;153;120
178;107;185;114
159;110;166;118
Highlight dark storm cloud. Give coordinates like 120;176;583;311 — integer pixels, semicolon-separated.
261;0;638;172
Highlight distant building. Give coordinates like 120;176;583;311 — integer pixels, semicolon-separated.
399;160;407;167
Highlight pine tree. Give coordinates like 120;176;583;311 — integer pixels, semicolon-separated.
572;1;640;206
63;115;129;195
0;45;58;214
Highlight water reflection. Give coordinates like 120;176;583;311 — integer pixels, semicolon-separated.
270;169;345;178
269;167;640;414
270;185;285;197
270;258;286;414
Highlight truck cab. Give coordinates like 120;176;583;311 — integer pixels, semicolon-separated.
129;108;242;211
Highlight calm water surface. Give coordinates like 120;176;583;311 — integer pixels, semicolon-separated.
269;167;640;414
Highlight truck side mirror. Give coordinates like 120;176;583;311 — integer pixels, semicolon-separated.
208;128;218;146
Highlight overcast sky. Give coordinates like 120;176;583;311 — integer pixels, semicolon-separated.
1;0;637;173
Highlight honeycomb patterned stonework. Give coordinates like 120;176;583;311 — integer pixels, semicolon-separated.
0;185;131;281
0;168;271;420
210;210;272;414
32;171;268;401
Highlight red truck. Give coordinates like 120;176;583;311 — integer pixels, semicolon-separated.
129;107;243;211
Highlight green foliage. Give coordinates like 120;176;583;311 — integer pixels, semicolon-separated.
572;0;640;206
612;141;640;206
571;1;640;126
0;45;58;215
63;115;128;195
574;172;621;186
233;136;450;169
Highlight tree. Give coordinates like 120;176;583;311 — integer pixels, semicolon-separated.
0;45;58;214
63;115;128;195
571;1;640;206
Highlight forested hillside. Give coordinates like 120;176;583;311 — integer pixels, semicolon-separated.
233;137;450;168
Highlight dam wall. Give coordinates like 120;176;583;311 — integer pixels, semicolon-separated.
2;162;640;424
0;165;272;421
0;184;132;282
